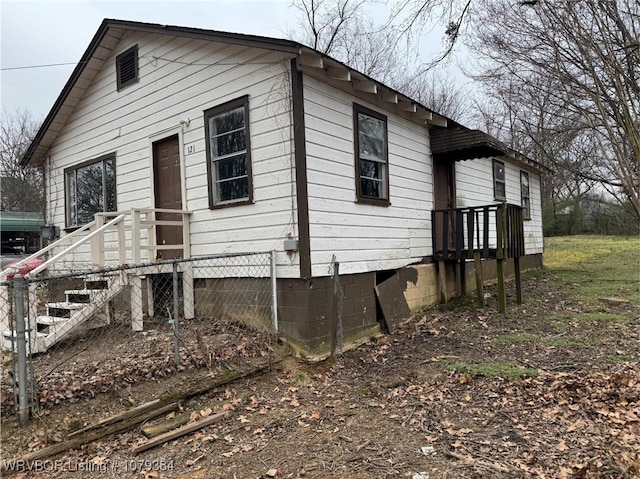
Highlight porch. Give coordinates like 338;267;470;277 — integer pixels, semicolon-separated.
431;203;525;312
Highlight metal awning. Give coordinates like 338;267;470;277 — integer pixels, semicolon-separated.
0;212;45;232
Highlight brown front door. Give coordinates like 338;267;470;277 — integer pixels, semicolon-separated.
153;135;183;259
433;158;456;252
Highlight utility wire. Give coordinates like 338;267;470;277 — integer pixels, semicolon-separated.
1;62;82;71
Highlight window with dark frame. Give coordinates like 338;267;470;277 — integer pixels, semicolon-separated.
116;45;139;91
65;154;116;227
354;104;389;204
521;171;531;220
493;159;506;201
204;96;252;208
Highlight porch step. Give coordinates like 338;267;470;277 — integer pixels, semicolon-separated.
36;315;71;326
65;289;106;303
84;280;109;290
2;330;48;353
46;302;86;318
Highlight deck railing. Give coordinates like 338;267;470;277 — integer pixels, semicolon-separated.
431;203;525;261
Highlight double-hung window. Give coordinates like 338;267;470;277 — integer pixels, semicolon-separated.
493;159;506;201
521;171;531;219
65;154;116;227
205;96;252;208
354;104;389;204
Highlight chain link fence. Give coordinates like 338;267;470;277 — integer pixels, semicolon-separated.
1;252;276;420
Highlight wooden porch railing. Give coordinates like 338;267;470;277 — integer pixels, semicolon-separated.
431;203;525;312
0;208;191;281
431;203;525;261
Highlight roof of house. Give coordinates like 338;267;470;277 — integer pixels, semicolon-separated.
22;18;548;174
21;19;450;166
430;127;550;171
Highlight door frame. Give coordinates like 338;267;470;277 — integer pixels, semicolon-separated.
148;127;187;213
433;157;457;252
148;127;187;256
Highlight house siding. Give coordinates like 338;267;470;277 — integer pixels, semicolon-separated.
45;32;300;276
303;75;433;278
455;157;544;254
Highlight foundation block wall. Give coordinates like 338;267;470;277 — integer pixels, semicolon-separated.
276;273;377;353
190;253;543;355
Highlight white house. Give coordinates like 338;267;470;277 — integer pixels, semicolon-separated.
17;19;546;353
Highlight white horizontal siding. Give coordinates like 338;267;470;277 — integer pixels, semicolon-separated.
303;76;433;276
455;157;544;255
45;32;299;278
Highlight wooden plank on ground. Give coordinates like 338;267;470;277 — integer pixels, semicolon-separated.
3;403;179;466
133;410;231;454
3;362;273;469
374;274;411;333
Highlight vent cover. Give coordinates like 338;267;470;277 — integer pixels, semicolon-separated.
116;45;138;91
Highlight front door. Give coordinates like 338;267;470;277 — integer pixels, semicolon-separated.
153;135;183;259
433;157;456;252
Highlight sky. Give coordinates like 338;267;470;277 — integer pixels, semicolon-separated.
0;0;464;121
0;0;301;119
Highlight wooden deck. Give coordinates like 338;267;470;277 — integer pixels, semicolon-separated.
431;203;525;312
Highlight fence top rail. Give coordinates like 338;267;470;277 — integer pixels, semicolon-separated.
20;250;276;284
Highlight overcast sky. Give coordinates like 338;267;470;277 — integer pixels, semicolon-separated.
1;0;461;121
0;0;302;119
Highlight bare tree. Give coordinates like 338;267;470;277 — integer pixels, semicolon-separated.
0;109;44;213
471;0;640;219
289;0;472;122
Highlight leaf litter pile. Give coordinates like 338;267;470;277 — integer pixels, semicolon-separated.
1;269;639;478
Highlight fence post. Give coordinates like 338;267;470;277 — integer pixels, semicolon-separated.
172;262;181;364
13;274;30;426
330;258;340;361
270;251;278;333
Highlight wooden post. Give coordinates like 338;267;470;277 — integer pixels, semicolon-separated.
514;256;523;304
182;262;195;320
497;259;506;314
474;251;484;308
91;214;105;265
496;206;506;313
438;260;448;303
131;275;143;331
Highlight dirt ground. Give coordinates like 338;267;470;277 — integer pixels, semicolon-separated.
1;265;639;479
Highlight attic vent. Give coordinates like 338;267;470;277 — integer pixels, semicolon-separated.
116;45;139;91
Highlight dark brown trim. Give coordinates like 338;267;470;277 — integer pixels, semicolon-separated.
492;159;506;202
63;152;117;228
520;170;531;220
116;44;139;91
291;58;312;279
353;103;390;206
204;95;253;209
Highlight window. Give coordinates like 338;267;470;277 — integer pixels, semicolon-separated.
205;96;252;208
65;155;116;227
116;45;139;91
521;171;531;220
354;104;389;204
493;159;506;201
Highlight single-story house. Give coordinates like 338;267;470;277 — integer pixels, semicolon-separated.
15;19;546;354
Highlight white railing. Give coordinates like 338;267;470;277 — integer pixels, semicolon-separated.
0;208;191;281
